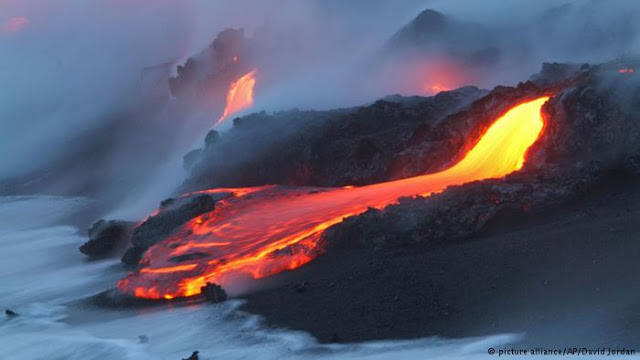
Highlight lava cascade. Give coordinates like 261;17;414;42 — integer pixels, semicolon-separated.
118;96;550;299
215;69;257;126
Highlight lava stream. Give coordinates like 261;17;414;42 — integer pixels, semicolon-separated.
215;69;257;127
118;96;550;299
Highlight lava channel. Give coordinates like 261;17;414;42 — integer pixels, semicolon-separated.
118;96;550;299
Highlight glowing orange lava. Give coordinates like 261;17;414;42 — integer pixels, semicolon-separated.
618;68;635;74
215;70;257;126
118;96;550;299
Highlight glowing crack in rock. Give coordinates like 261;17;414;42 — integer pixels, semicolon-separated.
118;96;551;299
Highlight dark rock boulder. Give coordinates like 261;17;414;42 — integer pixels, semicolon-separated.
200;283;227;303
80;220;136;258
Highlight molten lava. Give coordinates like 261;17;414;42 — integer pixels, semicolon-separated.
215;70;257;126
618;68;635;74
118;96;550;299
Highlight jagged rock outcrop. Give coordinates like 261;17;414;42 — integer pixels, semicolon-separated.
80;219;136;258
169;28;252;106
200;282;228;303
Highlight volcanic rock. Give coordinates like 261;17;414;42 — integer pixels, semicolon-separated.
529;62;587;88
80;219;136;258
121;194;218;266
200;283;227;303
181;351;199;360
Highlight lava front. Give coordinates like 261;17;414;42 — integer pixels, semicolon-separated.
118;96;550;299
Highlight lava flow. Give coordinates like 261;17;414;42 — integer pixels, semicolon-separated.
118;96;550;299
215;69;257;126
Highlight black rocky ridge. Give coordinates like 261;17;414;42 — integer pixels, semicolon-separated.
80;219;136;258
